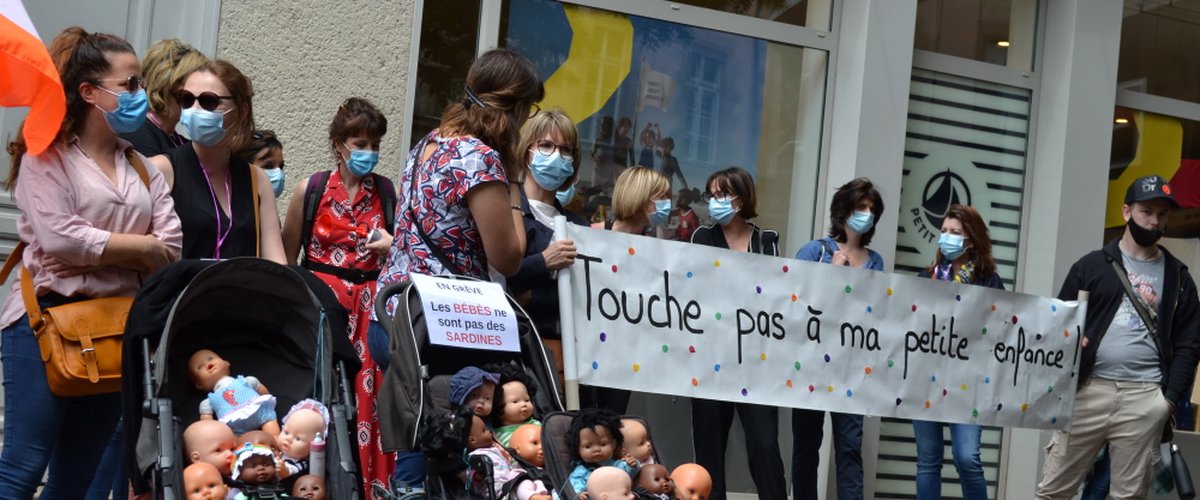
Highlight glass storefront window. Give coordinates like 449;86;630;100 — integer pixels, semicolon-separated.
1108;107;1200;239
502;0;829;250
666;0;833;30
914;0;1038;71
408;0;482;148
1119;1;1200;104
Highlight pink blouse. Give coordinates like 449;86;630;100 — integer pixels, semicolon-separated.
0;137;183;327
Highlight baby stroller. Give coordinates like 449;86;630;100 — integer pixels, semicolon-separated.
119;258;364;499
540;412;663;500
374;274;565;499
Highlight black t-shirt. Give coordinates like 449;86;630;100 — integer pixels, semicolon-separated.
119;119;187;158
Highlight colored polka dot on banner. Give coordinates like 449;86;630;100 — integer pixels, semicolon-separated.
924;400;932;409
691;378;699;387
741;388;748;396
686;271;694;278
786;379;794;388
1011;315;1019;324
714;260;721;267
961;384;968;391
713;364;721;372
864;367;872;375
760;353;767;361
1051;304;1057;313
628;247;636;255
592;361;599;369
991;305;997;312
982;327;988;335
866;305;873;313
844;285;852;293
931;374;937;382
1051;417;1058;424
955;294;962;302
895;398;903;406
942;389;948;397
912;304;918;312
689;346;696;353
791;294;798;302
808;385;815;392
824;354;832;363
782;265;789;273
794;361;802;371
661;345;669;353
1063;329;1070;338
827;385;834;393
985;377;991;384
1047;385;1054;393
611;265;619;273
1021;403;1029;412
715;312;722;320
756;286;763;294
972;408;979;417
997;403;1004;411
846;389;853;397
886;288;894;296
599;332;607;342
632;364;640;373
887;360;895;368
1036;333;1043;341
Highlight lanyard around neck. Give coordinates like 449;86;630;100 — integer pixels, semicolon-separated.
198;157;233;259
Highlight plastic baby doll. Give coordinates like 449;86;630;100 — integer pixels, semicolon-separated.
449;365;500;417
620;419;654;465
230;443;288;499
183;462;229;500
291;475;327;500
490;364;540;446
464;409;552;500
568;408;639;498
509;423;545;468
670;464;711;500
184;419;238;477
634;464;674;500
190;348;280;436
277;398;330;477
238;429;292;480
588;466;636;500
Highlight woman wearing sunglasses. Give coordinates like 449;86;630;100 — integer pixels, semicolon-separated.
791;177;885;500
0;27;182;498
280;97;396;494
506;108;588;390
118;38;207;159
148;59;286;263
689;167;787;500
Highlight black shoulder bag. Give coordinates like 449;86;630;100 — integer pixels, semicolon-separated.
1111;259;1195;498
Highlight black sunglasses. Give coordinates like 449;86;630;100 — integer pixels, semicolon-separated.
98;75;144;93
174;90;234;112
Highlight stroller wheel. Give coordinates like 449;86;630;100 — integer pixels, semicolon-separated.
374;482;428;500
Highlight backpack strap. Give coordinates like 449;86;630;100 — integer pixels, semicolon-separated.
372;173;397;233
300;171;332;266
248;160;261;257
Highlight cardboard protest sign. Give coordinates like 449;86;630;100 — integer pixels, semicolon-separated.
411;274;520;352
556;223;1086;430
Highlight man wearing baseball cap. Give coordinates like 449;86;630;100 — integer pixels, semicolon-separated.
1037;175;1200;498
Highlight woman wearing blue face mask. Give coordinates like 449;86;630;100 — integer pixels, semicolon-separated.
237;130;285;199
791;177;884;500
912;204;1002;500
147;59;286;263
281;96;396;495
506;109;588;391
581;166;669;414
689;167;787;500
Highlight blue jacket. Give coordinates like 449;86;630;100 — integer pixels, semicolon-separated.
506;186;588;339
795;237;884;271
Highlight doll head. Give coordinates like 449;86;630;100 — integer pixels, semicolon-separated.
189;349;231;392
291;474;327;500
567;408;624;465
184;462;229;500
420;406;475;459
509;423;544;467
184;420;237;476
466;413;494;451
279;399;330;460
488;363;537;426
587;466;635;500
620;419;652;464
238;430;278;455
637;464;674;496
233;443;278;485
670;464;711;500
449;366;499;417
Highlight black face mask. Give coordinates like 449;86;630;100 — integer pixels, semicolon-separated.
1128;218;1164;247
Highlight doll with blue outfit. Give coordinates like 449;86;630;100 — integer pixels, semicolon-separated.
567;408;639;498
189;349;280;436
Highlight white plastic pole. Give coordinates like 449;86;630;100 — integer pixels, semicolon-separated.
555;215;580;410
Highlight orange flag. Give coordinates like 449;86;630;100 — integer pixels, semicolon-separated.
0;0;63;155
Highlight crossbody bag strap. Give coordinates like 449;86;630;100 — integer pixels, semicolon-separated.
1111;258;1162;344
406;135;463;275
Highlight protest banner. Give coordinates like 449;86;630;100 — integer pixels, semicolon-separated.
556;221;1086;430
411;273;520;352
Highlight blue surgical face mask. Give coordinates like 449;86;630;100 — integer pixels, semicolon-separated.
342;144;379;177
938;233;967;260
96;87;148;134
847;210;875;234
264;167;285;197
529;150;573;191
650;198;672;226
556;183;576;206
176;107;229;146
708;196;738;225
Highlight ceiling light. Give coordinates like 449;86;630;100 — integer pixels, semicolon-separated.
997;40;1011;47
1115;118;1129;124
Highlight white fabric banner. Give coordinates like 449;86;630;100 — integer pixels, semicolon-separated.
558;225;1087;430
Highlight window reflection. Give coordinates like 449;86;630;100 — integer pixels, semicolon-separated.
668;0;832;30
1119;0;1200;104
914;0;1037;71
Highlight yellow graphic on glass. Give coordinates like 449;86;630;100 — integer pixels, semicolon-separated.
541;5;634;125
1107;111;1183;228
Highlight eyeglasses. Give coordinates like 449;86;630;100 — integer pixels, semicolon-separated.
702;191;738;203
98;75;144;93
533;139;575;159
529;103;541;119
173;90;235;112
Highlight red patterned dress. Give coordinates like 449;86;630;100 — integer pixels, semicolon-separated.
303;170;395;496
